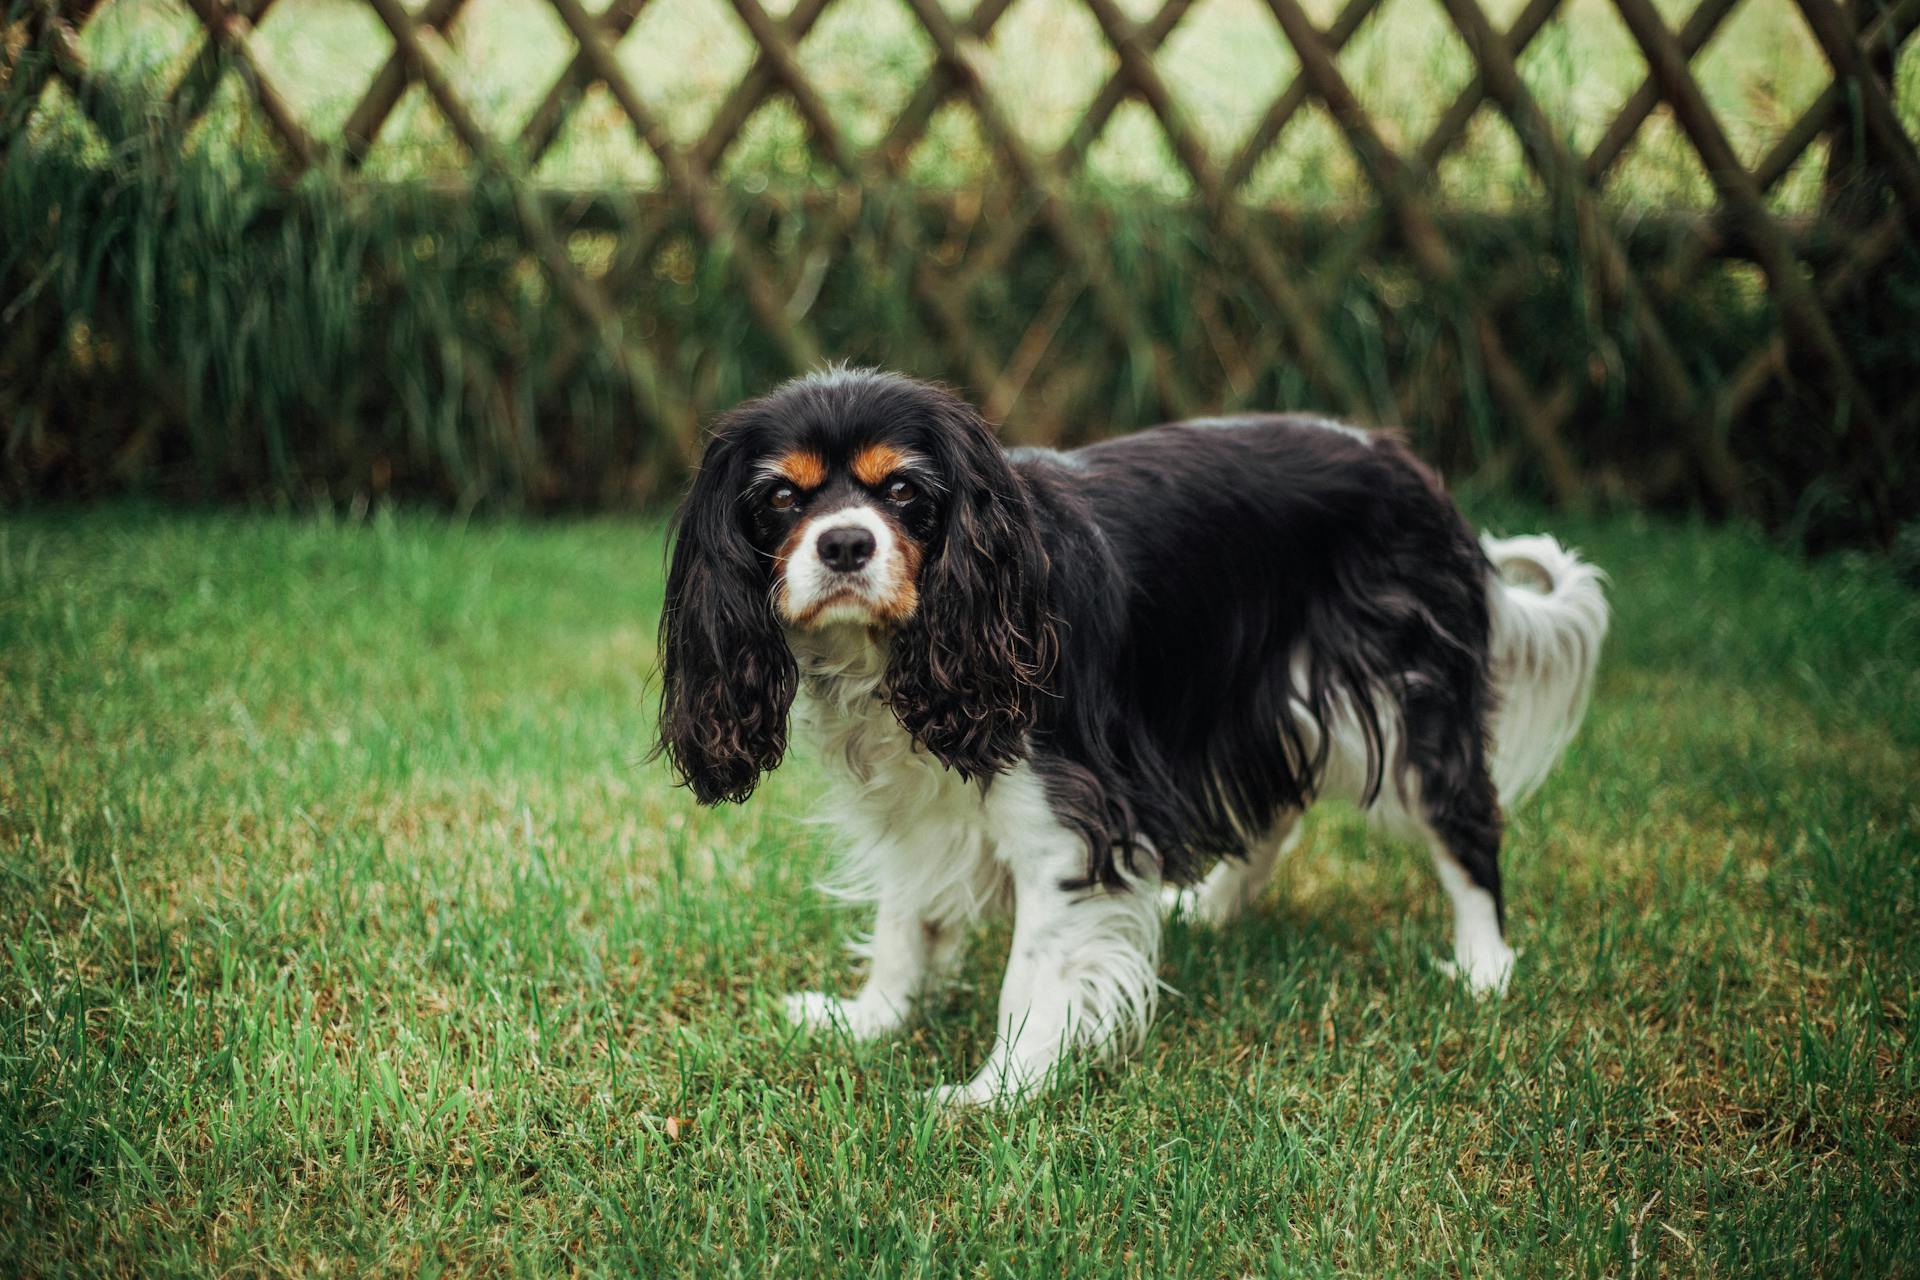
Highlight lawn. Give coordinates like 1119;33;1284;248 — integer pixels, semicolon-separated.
0;502;1916;1276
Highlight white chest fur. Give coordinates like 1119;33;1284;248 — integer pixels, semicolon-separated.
788;627;1010;923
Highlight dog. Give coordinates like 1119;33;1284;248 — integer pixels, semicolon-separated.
655;368;1607;1105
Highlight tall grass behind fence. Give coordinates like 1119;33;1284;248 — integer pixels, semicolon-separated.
3;0;1917;546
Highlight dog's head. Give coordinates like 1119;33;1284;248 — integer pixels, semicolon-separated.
655;369;1055;804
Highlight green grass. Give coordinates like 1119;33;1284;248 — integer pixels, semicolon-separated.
1;502;1916;1275
44;0;1912;210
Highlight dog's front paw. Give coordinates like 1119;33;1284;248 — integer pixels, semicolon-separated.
782;990;907;1041
922;1080;1005;1109
1433;944;1516;998
921;1060;1044;1109
783;990;843;1029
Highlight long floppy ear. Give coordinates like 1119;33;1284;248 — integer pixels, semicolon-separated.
654;428;797;804
886;390;1056;781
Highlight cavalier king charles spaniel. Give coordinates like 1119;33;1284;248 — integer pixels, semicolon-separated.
656;368;1607;1106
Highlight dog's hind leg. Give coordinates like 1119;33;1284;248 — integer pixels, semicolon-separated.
1417;766;1513;996
1164;813;1301;927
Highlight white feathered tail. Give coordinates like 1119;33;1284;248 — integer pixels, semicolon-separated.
1480;533;1609;807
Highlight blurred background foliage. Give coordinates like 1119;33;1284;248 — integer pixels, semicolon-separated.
2;0;1917;549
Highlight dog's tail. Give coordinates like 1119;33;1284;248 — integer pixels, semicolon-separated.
1481;532;1609;807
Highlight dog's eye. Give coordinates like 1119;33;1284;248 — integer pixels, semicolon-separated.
885;478;916;505
768;486;797;511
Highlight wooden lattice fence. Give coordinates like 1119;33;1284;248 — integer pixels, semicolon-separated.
3;0;1917;538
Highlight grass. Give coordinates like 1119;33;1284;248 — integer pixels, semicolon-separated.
43;0;1915;210
0;500;1916;1275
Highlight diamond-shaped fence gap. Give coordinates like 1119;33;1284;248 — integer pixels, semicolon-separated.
529;83;666;185
1899;39;1920;135
974;0;1121;152
1513;0;1651;160
1765;136;1827;211
640;229;705;326
1334;0;1480;153
1240;99;1370;204
1603;105;1718;206
73;0;200;88
175;67;286;169
564;228;622;280
245;0;396;139
716;94;839;186
901;97;995;186
789;0;938;150
1010;286;1124;432
18;78;114;165
1156;0;1299;156
617;0;761;144
357;79;475;178
1690;0;1838;184
447;0;580;145
1083;97;1199;196
1432;104;1543;208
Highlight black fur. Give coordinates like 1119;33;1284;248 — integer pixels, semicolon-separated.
656;374;1504;912
1013;418;1499;896
654;415;800;804
883;388;1056;783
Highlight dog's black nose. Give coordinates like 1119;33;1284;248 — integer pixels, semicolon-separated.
818;526;875;573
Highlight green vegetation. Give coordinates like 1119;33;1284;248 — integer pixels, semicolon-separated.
2;505;1915;1275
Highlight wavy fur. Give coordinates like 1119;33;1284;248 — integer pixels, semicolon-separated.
655;372;1609;1102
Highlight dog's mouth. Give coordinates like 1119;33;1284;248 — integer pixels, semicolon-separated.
793;585;872;623
781;570;921;631
787;583;902;630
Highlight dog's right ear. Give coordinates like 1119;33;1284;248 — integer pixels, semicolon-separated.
653;425;796;804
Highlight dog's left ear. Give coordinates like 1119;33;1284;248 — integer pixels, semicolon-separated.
886;388;1056;781
655;424;797;804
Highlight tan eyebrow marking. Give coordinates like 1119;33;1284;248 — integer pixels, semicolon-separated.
850;443;910;487
769;449;827;489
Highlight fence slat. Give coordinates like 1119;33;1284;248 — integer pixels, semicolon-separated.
177;0;320;171
1225;0;1384;193
1080;0;1376;419
1793;0;1920;227
543;0;823;375
361;0;699;462
1432;0;1745;512
1584;0;1741;184
1260;0;1588;503
341;0;468;165
1610;0;1897;531
897;0;1202;416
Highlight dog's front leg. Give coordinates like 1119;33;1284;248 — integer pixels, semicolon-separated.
785;890;965;1041
931;843;1162;1107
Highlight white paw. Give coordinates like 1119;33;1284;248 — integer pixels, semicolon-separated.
922;1059;1046;1109
1433;945;1516;997
782;990;905;1041
1160;883;1241;928
922;1081;993;1109
922;1076;1030;1109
